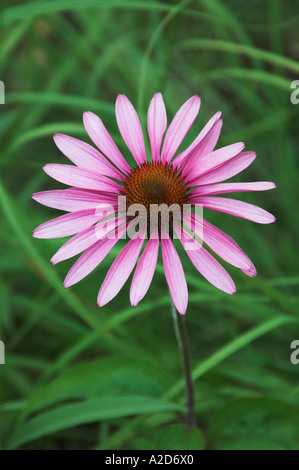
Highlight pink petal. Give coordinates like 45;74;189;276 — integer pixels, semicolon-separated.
98;235;145;307
193;151;256;185
64;224;127;288
83;111;130;174
147;93;167;163
181;119;223;176
185;142;245;183
115;95;147;166
130;234;159;306
173;111;222;169
32;189;118;212
184;213;256;275
43;164;122;192
33;209;101;239
53;134;124;181
51;215;119;264
161;236;188;315
241;267;258;277
190;181;276;198
176;227;236;295
194;196;276;224
161;96;201;164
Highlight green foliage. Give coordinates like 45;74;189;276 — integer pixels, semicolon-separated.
209;398;299;450
21;357;172;418
1;0;299;450
156;424;205;450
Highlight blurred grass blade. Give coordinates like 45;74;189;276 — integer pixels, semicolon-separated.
179;39;299;74
166;315;295;400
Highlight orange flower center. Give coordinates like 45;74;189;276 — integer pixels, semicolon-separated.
123;162;188;213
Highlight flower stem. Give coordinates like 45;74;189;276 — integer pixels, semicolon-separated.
171;300;196;431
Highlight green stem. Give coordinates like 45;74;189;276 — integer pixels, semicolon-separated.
171;300;196;431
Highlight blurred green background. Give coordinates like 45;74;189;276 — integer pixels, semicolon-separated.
1;0;299;450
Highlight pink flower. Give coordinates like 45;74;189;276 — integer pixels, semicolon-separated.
32;94;276;315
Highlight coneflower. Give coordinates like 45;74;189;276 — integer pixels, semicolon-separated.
33;93;275;315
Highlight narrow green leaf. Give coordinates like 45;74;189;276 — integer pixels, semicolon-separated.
8;396;184;449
